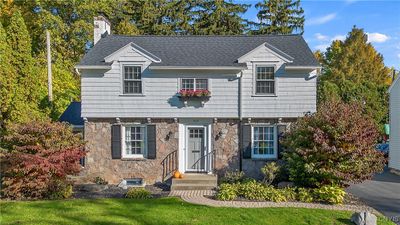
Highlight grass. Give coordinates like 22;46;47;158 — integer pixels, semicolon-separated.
0;197;394;225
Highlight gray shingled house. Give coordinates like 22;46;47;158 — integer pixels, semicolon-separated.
75;16;320;189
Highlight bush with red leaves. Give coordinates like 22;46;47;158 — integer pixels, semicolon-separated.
282;101;385;188
0;121;85;199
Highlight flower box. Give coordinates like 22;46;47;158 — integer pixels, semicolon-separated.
177;89;211;106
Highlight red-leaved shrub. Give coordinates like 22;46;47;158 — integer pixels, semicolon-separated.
0;121;85;199
282;101;385;188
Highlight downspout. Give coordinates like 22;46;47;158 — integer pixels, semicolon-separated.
238;71;243;171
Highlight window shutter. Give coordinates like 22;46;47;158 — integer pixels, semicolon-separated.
147;124;156;159
241;124;252;159
111;125;122;159
277;125;287;159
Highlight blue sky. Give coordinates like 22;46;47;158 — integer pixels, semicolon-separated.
239;0;400;69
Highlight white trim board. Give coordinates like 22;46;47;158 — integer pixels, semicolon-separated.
238;42;294;64
104;42;162;63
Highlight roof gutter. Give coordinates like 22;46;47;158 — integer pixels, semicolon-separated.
148;66;246;70
285;66;322;70
74;65;112;70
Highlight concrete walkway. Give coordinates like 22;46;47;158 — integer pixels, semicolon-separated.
347;168;400;222
169;190;376;212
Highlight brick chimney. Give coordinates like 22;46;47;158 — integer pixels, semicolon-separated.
93;16;111;45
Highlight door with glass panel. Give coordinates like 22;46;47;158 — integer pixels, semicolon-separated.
186;127;206;171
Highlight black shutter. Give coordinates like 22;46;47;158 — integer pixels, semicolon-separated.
241;124;252;159
111;125;122;159
277;125;287;159
147;124;156;159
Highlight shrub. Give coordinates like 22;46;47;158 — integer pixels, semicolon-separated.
220;170;245;184
313;185;346;204
94;177;108;185
283;101;385;188
126;188;152;199
237;180;267;200
296;188;314;203
0;121;85;199
260;162;280;185
278;187;296;202
216;183;237;201
48;181;73;199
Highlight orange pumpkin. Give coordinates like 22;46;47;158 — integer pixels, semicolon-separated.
179;173;183;179
173;171;181;178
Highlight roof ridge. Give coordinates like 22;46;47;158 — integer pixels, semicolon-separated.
108;34;302;38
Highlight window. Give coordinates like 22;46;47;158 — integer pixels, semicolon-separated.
181;78;208;90
123;125;146;158
255;66;275;95
123;66;142;94
252;126;277;159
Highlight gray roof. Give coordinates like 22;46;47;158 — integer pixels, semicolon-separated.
59;101;84;126
78;35;319;67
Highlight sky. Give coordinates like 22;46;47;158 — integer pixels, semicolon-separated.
238;0;400;69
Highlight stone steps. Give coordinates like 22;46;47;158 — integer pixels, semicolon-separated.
171;174;217;191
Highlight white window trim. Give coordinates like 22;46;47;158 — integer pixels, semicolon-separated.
121;124;147;159
251;125;278;159
252;63;277;97
178;78;211;91
120;63;145;96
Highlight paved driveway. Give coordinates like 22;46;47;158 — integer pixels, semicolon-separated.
347;168;400;223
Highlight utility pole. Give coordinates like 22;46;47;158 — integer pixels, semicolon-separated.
46;30;53;102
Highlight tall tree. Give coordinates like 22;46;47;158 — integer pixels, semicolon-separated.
5;11;45;124
193;0;250;35
323;27;390;85
318;27;391;128
253;0;304;35
0;22;16;130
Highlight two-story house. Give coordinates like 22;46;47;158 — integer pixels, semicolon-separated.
75;16;320;186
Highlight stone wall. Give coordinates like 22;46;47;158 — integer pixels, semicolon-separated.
81;118;293;184
212;119;240;177
82;119;178;185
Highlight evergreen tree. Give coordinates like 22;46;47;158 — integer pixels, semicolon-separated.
0;22;16;130
114;18;141;35
253;0;304;35
5;11;45;124
193;0;250;35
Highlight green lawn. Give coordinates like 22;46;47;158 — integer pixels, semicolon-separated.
0;197;394;225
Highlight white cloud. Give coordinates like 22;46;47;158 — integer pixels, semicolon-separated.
331;35;346;41
315;44;330;52
315;33;329;41
367;33;390;43
397;53;400;59
308;13;337;25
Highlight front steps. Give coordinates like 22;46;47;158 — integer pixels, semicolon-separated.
171;174;217;191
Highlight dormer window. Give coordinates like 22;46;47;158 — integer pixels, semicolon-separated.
255;66;275;95
181;78;208;91
123;66;142;94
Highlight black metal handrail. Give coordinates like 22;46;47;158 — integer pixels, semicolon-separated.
190;150;215;173
161;150;178;182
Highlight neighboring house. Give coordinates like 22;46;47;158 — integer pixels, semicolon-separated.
389;75;400;173
75;16;320;185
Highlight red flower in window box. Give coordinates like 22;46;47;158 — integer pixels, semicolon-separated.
178;89;211;98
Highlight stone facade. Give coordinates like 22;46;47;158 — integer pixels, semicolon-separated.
212;119;240;177
82;118;293;185
82;119;178;185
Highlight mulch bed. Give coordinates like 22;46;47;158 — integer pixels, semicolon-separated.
73;182;170;199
